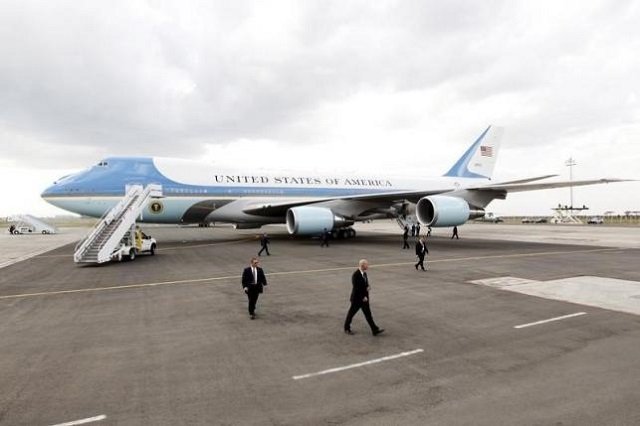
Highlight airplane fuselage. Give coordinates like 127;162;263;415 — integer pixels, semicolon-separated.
41;157;482;224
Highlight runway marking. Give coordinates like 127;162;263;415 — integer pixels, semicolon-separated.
49;414;106;426
257;248;622;278
370;247;622;269
36;237;253;258
292;349;424;380
0;246;69;268
0;247;623;300
514;312;587;329
0;275;235;300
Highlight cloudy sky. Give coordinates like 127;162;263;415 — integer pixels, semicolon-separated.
1;0;639;218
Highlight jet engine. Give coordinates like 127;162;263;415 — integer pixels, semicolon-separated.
286;206;352;235
416;195;484;227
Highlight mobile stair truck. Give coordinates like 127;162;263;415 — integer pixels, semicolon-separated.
9;214;58;234
73;184;161;264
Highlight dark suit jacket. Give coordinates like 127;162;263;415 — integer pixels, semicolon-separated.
350;269;370;303
415;241;428;257
242;266;267;293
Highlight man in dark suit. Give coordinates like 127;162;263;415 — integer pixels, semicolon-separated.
415;237;429;271
344;259;384;336
241;257;268;319
258;233;270;256
451;226;459;239
320;228;330;247
402;226;410;249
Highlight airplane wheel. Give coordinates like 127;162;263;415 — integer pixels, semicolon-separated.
349;229;356;238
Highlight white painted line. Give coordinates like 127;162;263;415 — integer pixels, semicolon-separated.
1;247;623;300
49;414;107;426
514;312;587;329
0;246;63;269
292;349;424;380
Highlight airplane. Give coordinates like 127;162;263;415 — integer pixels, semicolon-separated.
41;126;628;238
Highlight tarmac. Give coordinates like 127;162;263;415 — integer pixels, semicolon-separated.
1;221;639;425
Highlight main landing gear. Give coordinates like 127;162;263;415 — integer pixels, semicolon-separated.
332;227;357;239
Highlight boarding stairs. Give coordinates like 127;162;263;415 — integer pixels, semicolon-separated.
396;214;419;232
74;184;162;264
551;206;584;224
10;214;57;234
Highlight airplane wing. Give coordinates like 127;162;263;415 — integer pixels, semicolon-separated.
491;174;558;185
243;178;632;217
469;178;632;193
241;188;454;216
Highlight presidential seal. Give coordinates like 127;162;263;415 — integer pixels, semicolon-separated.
149;201;164;214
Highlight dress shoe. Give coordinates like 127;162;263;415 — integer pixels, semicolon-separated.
344;329;354;335
250;314;256;320
373;328;385;336
415;264;418;270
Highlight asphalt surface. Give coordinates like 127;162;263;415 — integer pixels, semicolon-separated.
1;225;639;425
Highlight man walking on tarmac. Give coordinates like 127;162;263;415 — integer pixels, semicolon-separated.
402;226;410;249
321;228;330;247
415;237;429;271
241;257;268;319
344;259;384;336
258;233;271;256
451;226;459;239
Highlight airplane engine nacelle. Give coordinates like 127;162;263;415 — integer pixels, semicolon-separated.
416;195;484;227
286;206;351;235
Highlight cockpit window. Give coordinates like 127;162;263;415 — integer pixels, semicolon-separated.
96;161;109;167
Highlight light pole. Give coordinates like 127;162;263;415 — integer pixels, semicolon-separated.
565;157;576;213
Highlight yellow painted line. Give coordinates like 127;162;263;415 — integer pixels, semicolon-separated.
0;247;623;300
373;247;623;268
36;237;253;258
269;247;622;277
159;237;254;251
0;275;238;300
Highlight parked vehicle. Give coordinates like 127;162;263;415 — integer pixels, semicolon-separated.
587;216;604;224
113;230;157;261
477;213;503;223
522;217;548;224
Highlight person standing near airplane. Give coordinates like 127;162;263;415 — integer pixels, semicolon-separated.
241;257;268;319
451;226;459;239
415;237;428;271
344;259;384;336
135;226;143;250
402;226;410;249
258;233;271;256
320;228;330;247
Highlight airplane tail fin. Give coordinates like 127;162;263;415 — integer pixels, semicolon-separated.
443;125;503;180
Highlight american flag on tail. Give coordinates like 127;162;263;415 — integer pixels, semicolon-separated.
480;145;493;157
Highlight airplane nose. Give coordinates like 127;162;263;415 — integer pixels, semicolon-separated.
41;183;55;198
41;181;70;211
41;181;63;198
41;176;72;200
